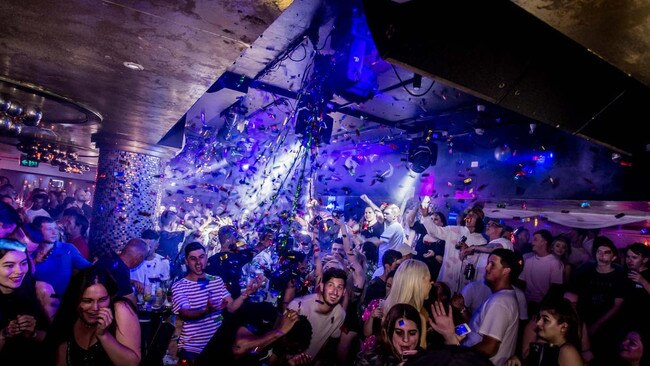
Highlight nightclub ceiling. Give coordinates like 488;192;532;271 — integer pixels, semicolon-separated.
1;0;649;221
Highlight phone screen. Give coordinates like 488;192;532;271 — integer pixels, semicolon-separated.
455;323;471;337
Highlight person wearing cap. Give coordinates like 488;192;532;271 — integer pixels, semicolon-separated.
421;205;488;294
429;248;524;366
130;229;170;296
460;219;514;286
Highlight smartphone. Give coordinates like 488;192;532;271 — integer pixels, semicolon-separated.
455;323;471;337
401;349;418;360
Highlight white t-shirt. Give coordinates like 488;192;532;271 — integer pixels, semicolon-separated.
463;289;519;366
287;293;345;358
472;237;515;286
378;221;411;261
461;281;528;321
130;254;170;285
519;253;564;303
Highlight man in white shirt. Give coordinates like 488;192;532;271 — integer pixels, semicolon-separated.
131;229;170;295
462;249;523;366
25;193;51;223
519;229;564;314
430;249;523;366
460;219;514;287
287;267;347;362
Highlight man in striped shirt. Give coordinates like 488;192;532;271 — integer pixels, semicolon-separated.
172;242;258;362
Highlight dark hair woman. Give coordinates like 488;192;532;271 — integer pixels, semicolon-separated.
506;298;584;366
48;266;141;365
357;303;424;365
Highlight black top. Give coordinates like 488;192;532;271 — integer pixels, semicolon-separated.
0;276;49;363
158;230;184;260
67;337;112;366
196;302;279;366
93;252;132;297
412;221;444;279
570;262;627;324
620;268;650;330
526;342;562;366
361;221;384;239
363;277;386;307
205;251;253;298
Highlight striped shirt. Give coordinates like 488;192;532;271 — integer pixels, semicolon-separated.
172;275;231;354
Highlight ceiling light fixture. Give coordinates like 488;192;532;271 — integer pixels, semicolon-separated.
123;61;144;71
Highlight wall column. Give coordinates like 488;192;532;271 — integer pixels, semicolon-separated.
89;133;176;256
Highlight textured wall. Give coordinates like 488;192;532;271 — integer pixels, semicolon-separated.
89;148;164;256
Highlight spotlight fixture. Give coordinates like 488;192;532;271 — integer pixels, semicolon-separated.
16;139;90;174
412;73;422;90
408;140;438;173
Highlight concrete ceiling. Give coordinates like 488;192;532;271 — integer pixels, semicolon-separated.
0;0;283;162
0;0;648;181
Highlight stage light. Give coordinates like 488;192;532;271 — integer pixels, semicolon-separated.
408;142;438;173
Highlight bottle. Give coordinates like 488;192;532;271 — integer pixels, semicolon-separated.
143;283;152;302
464;263;476;281
154;287;165;309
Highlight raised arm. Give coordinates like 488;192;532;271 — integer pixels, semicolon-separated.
232;309;299;356
97;301;141;366
343;226;365;289
360;194;384;223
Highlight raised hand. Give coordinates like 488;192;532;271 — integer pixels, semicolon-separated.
95;307;114;336
277;309;299;334
428;301;457;344
245;274;265;295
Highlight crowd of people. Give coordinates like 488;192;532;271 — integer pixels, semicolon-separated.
0;174;648;366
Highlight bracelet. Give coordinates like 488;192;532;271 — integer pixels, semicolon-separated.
274;329;284;336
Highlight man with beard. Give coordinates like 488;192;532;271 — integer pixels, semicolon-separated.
172;242;261;363
287;267;347;362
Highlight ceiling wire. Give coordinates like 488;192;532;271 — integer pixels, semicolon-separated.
390;65;435;97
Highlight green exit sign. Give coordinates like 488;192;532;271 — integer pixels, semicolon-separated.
19;155;39;168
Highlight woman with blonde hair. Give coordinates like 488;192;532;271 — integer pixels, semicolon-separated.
382;259;432;347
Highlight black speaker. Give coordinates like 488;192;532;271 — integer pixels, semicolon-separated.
362;0;650;156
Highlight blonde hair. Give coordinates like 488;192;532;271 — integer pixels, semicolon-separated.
382;259;430;347
385;204;401;217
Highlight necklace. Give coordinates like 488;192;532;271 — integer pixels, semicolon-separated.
35;244;55;263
